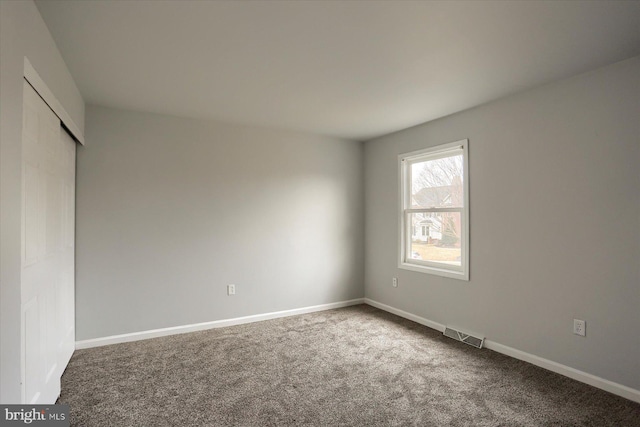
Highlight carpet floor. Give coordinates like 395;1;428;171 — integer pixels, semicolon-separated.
59;305;640;426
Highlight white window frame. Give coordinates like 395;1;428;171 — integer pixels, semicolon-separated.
398;139;469;280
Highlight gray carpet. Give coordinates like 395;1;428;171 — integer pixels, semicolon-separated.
59;305;640;426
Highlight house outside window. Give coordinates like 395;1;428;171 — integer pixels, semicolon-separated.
399;140;469;280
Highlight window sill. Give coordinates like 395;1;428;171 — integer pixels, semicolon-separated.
398;262;469;281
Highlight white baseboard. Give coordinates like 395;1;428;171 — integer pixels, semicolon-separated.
364;298;446;333
76;298;364;350
364;298;640;404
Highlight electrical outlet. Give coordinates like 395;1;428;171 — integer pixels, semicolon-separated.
227;284;236;296
392;277;398;288
573;319;586;336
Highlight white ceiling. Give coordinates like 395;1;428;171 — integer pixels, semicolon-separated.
36;0;640;141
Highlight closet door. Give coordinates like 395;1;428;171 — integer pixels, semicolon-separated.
21;79;76;404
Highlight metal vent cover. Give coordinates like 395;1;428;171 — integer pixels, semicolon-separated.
444;327;484;349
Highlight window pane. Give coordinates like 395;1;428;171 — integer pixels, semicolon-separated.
411;154;463;208
409;212;462;266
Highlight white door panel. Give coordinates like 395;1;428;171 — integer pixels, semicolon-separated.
23;297;41;404
21;79;76;404
22;163;40;266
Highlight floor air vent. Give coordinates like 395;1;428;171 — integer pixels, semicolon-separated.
443;327;484;349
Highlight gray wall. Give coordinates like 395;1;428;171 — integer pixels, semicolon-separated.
76;106;364;340
0;0;84;403
364;57;640;390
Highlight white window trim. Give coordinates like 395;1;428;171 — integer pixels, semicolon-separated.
398;139;469;281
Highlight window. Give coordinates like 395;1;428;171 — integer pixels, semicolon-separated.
399;140;469;280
